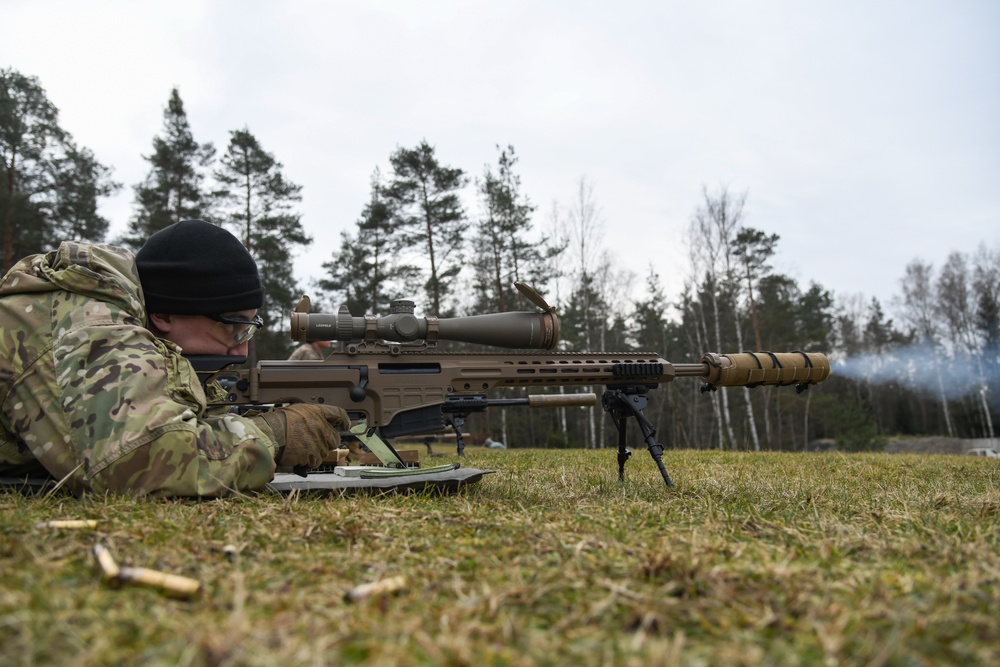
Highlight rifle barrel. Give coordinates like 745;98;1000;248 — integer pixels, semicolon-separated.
525;393;597;408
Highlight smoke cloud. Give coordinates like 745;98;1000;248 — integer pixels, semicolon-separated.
834;344;999;401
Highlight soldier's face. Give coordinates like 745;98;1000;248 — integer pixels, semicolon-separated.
149;310;258;356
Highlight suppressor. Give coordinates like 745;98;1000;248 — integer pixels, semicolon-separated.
699;352;831;388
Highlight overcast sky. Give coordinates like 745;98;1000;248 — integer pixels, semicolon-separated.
3;0;998;317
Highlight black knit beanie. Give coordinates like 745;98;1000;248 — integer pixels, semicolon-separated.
135;220;264;315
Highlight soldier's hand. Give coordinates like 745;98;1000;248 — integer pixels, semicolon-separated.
254;404;351;469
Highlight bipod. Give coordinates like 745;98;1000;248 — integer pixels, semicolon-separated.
602;387;674;488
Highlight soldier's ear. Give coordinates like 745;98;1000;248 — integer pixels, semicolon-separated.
148;313;173;334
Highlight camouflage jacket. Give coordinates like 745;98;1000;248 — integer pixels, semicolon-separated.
0;242;278;497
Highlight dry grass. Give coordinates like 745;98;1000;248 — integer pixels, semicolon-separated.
2;448;998;666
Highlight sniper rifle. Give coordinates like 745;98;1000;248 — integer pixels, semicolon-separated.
190;283;830;487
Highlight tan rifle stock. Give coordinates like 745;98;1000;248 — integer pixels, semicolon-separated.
201;349;829;487
213;350;829;420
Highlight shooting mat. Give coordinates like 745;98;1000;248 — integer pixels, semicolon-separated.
266;467;495;496
1;468;494;497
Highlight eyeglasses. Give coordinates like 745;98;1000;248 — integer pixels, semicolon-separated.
205;313;265;344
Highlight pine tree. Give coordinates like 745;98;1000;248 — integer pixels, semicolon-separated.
470;145;563;313
631;268;670;353
795;282;834;351
385;140;467;316
120;88;214;249
732;226;780;351
1;68;119;271
213;128;309;359
319;169;419;316
50;145;119;242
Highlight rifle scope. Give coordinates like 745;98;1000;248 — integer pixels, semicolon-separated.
290;299;560;350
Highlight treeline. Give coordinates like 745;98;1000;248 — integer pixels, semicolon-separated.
3;68;998;452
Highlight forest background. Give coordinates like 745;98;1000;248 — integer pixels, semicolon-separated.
2;68;998;455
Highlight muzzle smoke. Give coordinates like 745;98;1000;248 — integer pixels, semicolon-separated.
834;344;999;401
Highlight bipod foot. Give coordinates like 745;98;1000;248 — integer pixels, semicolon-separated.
447;414;467;457
617;447;632;482
647;443;674;488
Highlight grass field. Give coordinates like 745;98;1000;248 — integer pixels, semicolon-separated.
2;448;998;666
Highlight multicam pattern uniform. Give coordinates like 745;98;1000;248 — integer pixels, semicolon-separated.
288;343;323;360
0;242;277;497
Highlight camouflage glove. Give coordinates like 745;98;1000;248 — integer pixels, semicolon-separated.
253;404;351;469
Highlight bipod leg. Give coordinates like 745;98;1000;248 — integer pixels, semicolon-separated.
603;389;633;482
633;415;674;488
615;416;631;482
447;414;467;457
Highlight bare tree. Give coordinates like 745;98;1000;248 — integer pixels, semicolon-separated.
686;185;744;449
543;199;573;445
897;260;955;436
563;176;606;448
972;244;1000;422
566;176;604;292
937;252;994;437
834;292;867;359
732;226;779;450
